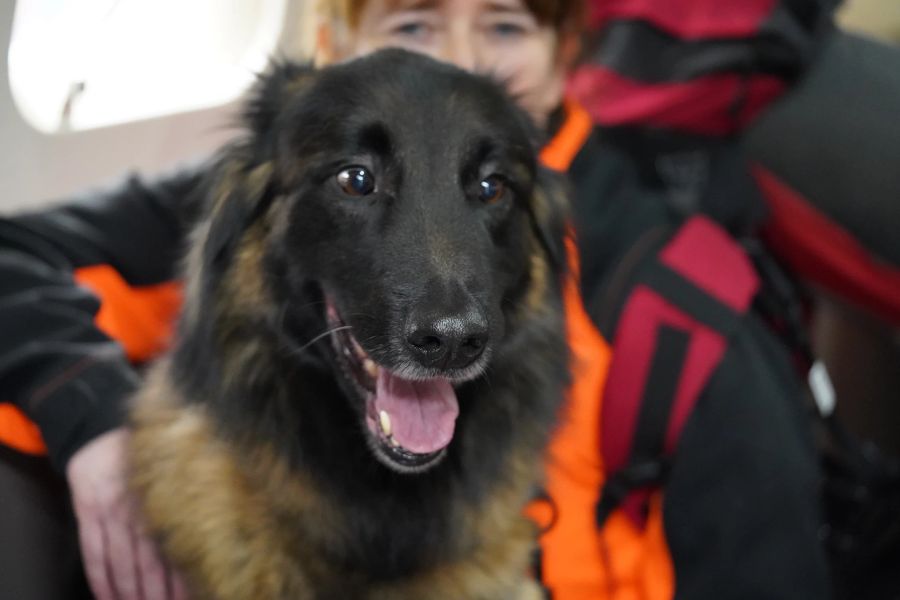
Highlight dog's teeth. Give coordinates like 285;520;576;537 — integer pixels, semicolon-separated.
390;436;400;448
363;359;379;378
379;410;392;437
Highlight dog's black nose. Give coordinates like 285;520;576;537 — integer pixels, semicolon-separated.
406;314;488;371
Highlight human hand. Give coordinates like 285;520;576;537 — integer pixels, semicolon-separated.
66;427;188;600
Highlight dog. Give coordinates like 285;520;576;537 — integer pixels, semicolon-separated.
129;48;569;600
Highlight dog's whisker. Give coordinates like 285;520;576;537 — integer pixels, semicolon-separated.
283;325;353;356
479;367;495;391
131;50;571;597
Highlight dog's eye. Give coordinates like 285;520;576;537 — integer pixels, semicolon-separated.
478;175;506;204
337;167;375;196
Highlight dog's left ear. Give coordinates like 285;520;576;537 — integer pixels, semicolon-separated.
528;167;571;277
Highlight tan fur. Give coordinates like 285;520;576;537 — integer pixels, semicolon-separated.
129;206;554;598
130;368;309;599
525;252;550;315
523;184;566;317
129;101;561;599
179;161;274;332
130;360;546;600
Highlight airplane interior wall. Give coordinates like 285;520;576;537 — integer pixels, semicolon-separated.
0;0;310;214
0;0;893;216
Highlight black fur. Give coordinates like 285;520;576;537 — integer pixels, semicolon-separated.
167;49;569;583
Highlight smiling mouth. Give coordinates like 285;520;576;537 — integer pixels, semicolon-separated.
326;303;460;474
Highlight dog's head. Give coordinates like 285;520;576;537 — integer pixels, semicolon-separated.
187;49;567;474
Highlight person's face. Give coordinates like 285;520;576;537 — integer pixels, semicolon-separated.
327;0;568;127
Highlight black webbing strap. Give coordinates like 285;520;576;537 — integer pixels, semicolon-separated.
642;261;745;337
596;325;690;526
596;250;754;528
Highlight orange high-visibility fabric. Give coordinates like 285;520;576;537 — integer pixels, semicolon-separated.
73;265;182;364
1;102;678;600
0;403;47;455
527;100;676;600
539;100;594;171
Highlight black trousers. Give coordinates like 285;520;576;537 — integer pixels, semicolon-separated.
0;445;91;600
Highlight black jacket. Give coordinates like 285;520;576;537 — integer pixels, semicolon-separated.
0;170;205;468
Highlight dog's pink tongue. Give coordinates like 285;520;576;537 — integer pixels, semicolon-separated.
374;371;459;454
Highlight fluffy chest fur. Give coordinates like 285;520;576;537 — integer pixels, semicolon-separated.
129;49;569;600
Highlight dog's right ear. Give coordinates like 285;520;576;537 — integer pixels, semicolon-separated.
198;62;317;275
199;157;274;277
242;60;318;141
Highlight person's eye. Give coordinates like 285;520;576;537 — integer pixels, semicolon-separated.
336;167;376;197
391;20;431;40
489;21;527;38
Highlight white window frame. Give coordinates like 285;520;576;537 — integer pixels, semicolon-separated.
7;0;288;133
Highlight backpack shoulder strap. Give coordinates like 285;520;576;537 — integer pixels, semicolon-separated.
597;215;760;528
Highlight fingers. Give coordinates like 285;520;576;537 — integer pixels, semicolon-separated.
135;525;170;600
75;508;117;600
105;502;141;599
169;567;190;600
78;504;183;600
67;428;185;600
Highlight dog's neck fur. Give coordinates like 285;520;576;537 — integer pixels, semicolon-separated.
169;271;563;581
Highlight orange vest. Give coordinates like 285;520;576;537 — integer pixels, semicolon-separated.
528;100;675;600
0;101;676;599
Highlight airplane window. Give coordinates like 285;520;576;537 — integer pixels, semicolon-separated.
7;0;287;133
